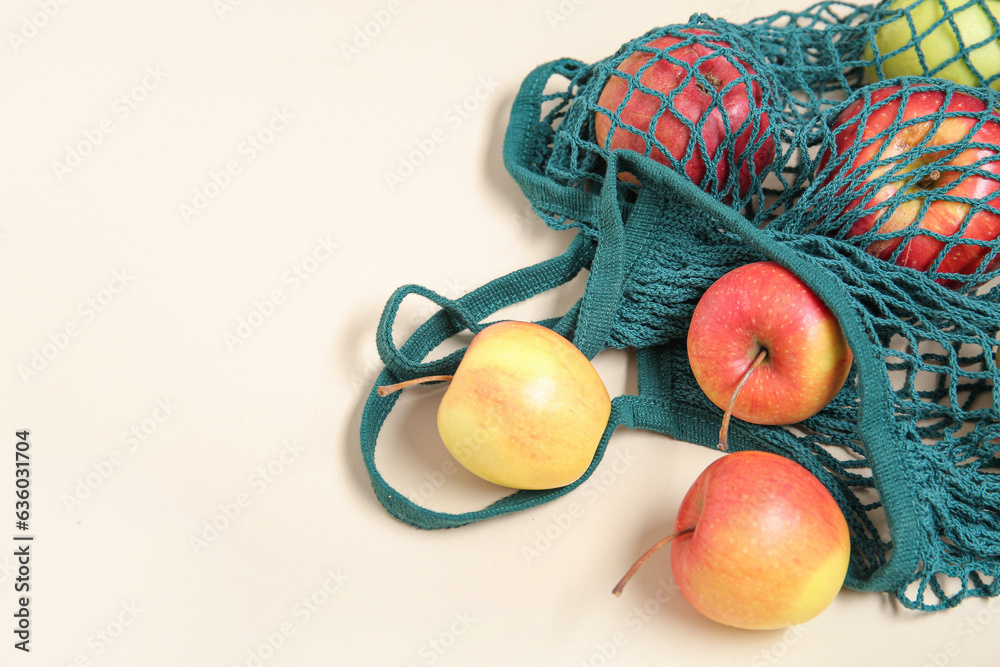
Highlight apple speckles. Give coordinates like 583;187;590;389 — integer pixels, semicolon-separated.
688;261;852;426
622;451;850;629
434;321;611;490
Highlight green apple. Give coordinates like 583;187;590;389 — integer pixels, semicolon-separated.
864;0;1000;90
379;321;612;490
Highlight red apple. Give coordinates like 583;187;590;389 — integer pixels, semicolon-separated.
613;450;851;630
686;261;852;445
816;82;1000;288
594;28;776;200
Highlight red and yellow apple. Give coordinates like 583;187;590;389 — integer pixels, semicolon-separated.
686;261;853;440
379;321;612;490
614;450;852;630
864;0;1000;90
816;82;1000;288
594;28;776;200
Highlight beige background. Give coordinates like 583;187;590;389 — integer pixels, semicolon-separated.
3;0;997;665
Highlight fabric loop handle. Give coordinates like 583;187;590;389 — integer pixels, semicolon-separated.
374;284;484;381
503;58;602;228
361;227;610;529
374;231;596;381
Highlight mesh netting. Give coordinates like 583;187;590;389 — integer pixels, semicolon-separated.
503;0;1000;611
863;0;1000;90
362;0;1000;612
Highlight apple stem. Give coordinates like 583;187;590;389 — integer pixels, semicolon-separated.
612;527;696;596
917;169;940;189
376;375;454;397
694;72;724;96
718;347;768;452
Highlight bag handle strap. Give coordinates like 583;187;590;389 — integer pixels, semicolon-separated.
361;228;626;529
502;58;602;228
374;229;593;380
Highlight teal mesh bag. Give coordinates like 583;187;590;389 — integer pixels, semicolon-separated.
360;0;1000;612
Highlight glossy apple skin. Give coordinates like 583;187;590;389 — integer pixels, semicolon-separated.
594;28;775;200
818;83;1000;288
865;0;1000;90
670;451;851;630
436;321;612;490
686;261;853;426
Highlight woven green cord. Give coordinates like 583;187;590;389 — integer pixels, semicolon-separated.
628;156;922;593
365;0;1000;610
361;231;605;529
503;59;603;230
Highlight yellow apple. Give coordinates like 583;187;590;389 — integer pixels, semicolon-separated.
380;321;612;490
613;451;851;630
437;321;611;489
864;0;1000;90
